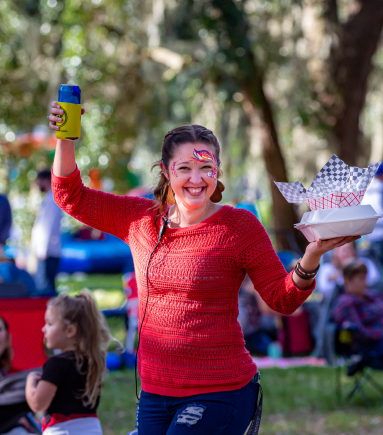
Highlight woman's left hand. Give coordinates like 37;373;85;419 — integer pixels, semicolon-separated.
305;235;361;263
293;235;361;290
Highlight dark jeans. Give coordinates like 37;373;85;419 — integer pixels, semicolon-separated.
137;379;258;435
35;256;60;296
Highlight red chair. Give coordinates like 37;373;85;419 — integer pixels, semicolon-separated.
278;309;314;357
0;297;49;371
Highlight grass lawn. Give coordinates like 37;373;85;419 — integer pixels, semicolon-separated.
100;367;383;435
58;274;383;434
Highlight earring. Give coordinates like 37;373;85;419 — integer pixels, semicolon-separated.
210;180;225;203
166;182;175;205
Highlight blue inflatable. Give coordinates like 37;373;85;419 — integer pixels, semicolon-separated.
59;232;134;274
122;351;136;369
106;352;123;371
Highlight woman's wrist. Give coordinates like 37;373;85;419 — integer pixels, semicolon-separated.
300;253;321;272
53;139;76;177
291;253;321;289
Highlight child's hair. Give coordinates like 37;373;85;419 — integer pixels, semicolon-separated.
47;291;111;408
0;315;13;371
343;260;368;281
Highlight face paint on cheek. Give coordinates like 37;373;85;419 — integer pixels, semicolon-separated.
171;160;179;177
189;149;218;179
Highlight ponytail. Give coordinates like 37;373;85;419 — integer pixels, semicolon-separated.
48;291;112;408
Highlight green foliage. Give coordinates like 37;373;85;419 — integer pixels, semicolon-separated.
1;0;382;248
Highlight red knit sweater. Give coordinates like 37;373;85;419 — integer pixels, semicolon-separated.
52;167;314;397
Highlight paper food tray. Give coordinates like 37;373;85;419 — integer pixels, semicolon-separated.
295;216;382;242
295;204;379;226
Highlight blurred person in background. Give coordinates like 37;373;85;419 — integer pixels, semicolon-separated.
0;315;12;377
362;163;383;269
331;261;383;366
31;169;62;296
238;275;279;355
316;242;380;297
0;194;12;258
0;315;37;435
0;250;36;295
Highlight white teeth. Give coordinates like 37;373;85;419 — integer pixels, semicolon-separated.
186;187;203;194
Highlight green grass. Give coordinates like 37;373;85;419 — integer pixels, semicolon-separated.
100;367;383;435
56;274;383;434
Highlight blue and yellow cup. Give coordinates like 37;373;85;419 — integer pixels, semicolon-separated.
56;84;81;141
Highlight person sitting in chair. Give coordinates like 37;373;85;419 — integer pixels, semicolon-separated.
317;242;380;297
0;315;39;434
0;251;36;296
331;261;383;358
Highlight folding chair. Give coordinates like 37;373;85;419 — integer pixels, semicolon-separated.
0;296;48;434
334;327;383;405
0;369;42;434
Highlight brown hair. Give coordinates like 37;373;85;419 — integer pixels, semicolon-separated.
152;125;224;214
0;316;13;372
47;291;112;408
343;261;368;281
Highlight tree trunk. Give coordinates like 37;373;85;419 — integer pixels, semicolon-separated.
332;0;383;165
243;79;306;252
213;0;305;251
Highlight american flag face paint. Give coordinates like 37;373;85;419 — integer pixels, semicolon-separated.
189;149;217;179
170;150;218;179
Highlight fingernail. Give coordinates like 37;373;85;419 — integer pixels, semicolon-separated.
60;110;64;114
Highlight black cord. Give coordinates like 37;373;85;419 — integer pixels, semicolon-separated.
135;215;168;400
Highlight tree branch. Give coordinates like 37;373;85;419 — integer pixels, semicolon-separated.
323;0;339;25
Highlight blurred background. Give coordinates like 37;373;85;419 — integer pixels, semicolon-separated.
1;1;383;434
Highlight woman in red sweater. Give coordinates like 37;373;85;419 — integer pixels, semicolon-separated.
48;102;358;435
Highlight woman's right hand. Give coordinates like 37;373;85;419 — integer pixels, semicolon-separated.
48;101;85;131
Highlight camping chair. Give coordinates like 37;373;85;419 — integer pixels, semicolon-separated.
0;369;42;434
0;296;49;434
334;327;383;405
312;284;344;363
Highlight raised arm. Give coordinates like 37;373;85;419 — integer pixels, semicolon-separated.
236;210;360;315
48;101;154;241
235;214;314;315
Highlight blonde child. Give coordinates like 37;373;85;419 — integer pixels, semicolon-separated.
25;291;111;435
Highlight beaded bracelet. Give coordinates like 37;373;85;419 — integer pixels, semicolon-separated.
294;260;320;280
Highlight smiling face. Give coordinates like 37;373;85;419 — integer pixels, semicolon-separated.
163;142;218;210
42;306;76;351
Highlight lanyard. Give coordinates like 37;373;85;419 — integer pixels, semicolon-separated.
245;374;263;435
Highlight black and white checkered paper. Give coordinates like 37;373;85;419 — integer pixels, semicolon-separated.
274;155;381;204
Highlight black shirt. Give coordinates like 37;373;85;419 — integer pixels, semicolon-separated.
41;351;99;418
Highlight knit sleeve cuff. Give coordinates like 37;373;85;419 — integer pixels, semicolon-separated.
286;270;316;293
51;166;80;185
